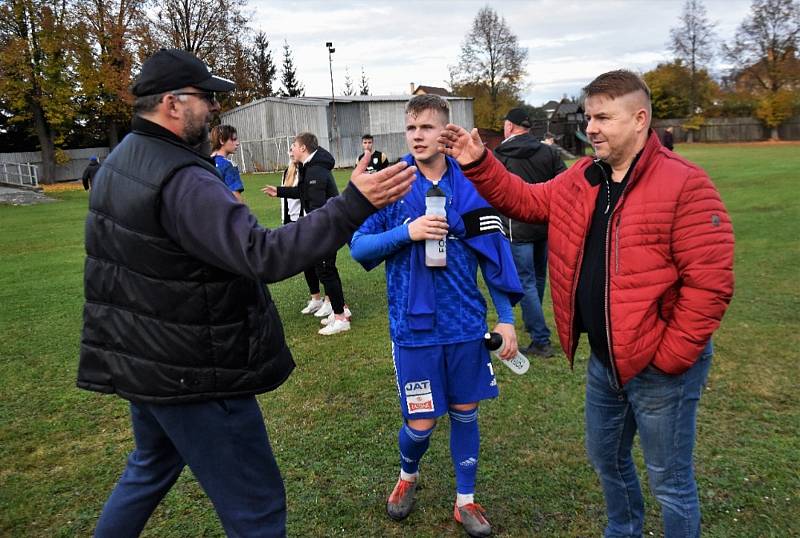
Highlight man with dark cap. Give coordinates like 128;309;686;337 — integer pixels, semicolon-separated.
493;107;566;358
81;156;100;191
77;48;415;537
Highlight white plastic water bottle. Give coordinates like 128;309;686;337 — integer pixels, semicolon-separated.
484;332;530;375
425;184;447;267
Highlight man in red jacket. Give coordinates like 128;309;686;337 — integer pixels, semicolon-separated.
438;70;734;538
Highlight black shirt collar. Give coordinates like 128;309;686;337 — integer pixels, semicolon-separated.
585;148;644;187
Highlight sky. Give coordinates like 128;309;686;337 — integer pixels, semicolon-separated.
251;0;753;106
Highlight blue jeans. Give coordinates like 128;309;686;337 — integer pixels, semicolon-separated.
510;240;550;345
585;341;713;538
94;397;286;538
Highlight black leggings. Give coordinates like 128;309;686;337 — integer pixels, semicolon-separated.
315;253;345;314
304;268;320;295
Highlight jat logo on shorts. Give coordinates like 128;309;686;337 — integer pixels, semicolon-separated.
405;380;434;414
404;380;431;396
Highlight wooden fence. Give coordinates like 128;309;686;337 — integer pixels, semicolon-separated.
653;116;800;143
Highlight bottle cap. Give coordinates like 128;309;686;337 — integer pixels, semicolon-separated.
426;184;445;197
483;332;502;351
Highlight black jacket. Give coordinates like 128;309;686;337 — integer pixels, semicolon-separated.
78;118;375;404
82;161;100;190
494;133;567;242
276;147;339;213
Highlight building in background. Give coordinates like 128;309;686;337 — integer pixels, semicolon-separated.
220;95;473;173
410;84;452;97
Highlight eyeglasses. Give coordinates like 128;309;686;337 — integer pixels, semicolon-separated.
171;91;218;104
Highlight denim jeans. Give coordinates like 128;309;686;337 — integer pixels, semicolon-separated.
585;341;713;538
94;397;286;538
510;240;551;345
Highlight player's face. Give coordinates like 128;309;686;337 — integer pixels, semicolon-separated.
362;138;373;152
405;108;447;164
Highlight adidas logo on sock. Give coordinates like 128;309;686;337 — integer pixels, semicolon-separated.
459;457;478;468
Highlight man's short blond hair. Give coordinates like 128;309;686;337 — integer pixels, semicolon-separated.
405;94;450;123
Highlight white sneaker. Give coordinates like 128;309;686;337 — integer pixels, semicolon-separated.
318;318;351;335
300;298;324;315
321;306;352;325
314;300;333;318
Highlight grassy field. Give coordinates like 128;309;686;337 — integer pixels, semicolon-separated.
1;143;798;537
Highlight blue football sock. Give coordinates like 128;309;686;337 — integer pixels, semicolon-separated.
449;408;480;495
398;423;434;475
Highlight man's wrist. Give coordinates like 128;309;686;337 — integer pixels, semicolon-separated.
461;148;488;171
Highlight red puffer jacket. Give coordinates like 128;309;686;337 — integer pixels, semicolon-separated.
463;130;734;384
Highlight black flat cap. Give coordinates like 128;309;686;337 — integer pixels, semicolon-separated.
505;108;531;128
131;48;235;97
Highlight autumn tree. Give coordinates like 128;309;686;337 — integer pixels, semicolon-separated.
724;0;800;139
0;98;38;151
359;66;369;95
148;0;250;78
644;61;719;118
342;66;355;96
450;6;527;130
0;0;78;183
279;41;304;97
251;31;277;99
73;0;149;147
669;0;717;119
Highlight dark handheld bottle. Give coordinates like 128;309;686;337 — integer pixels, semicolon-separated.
483;332;530;375
425;184;447;267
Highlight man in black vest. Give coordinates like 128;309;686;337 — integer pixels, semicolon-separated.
494;108;567;358
358;133;389;173
78;48;416;537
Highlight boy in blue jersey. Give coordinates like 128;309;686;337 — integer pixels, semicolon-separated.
350;95;523;538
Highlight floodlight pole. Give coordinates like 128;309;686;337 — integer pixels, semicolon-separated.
326;42;341;163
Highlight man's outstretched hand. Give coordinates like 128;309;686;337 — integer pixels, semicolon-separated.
350;152;416;208
437;124;486;167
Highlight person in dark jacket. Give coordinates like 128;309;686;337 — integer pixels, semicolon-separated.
662;126;675;150
81;156;100;190
78;48;416;538
265;132;352;335
494;108;567;358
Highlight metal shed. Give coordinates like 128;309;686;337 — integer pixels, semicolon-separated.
220;95;474;173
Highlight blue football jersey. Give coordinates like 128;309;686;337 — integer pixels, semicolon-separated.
357;172;490;347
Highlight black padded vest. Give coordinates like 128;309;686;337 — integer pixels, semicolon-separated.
77;130;294;403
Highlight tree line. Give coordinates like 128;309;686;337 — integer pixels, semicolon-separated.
0;0;309;181
450;0;800;139
1;0;798;182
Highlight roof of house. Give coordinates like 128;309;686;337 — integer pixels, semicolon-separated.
553;101;583;117
412;85;452;96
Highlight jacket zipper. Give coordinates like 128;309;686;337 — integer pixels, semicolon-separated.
615;215;621;274
604;184;629;387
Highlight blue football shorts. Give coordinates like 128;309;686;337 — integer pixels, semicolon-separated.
392;338;499;420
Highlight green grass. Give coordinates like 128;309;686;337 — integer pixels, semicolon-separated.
1;143;798;537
